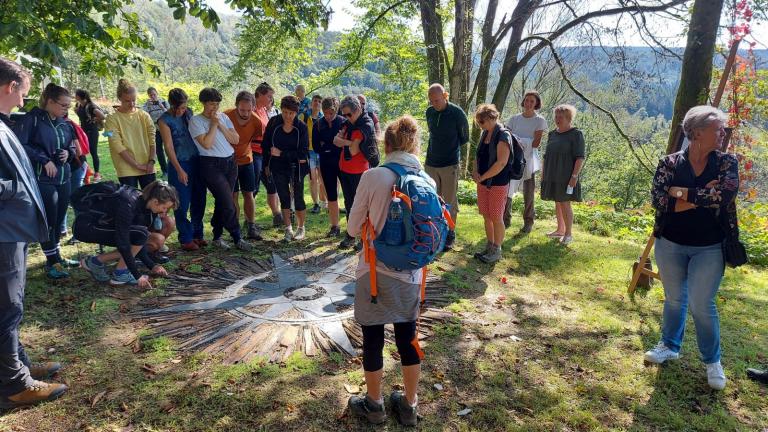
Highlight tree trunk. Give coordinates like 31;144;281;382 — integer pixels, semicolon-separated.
666;0;725;154
448;0;476;111
418;0;446;86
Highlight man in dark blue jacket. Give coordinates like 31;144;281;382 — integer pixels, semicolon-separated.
0;58;68;408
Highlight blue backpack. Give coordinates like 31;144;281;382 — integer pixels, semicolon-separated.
362;163;455;303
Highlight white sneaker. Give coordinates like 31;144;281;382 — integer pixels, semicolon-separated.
706;361;727;390
212;238;231;250
320;201;328;209
294;226;306;240
644;342;680;364
560;235;573;245
284;227;294;242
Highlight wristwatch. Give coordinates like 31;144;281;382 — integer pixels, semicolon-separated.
675;189;683;198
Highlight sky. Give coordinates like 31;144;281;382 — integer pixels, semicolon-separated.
206;0;767;49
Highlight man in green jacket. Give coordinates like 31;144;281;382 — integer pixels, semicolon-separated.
425;84;469;249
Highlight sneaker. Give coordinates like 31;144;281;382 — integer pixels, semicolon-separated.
546;231;564;238
479;245;502;264
347;395;386;425
643;342;680;364
320;201;328;209
294;226;306;240
390;391;418;426
110;271;138;286
706;361;727;390
159;244;170;253
560;235;573;245
327;226;341;238
246;223;262;241
29;362;61;380
80;256;110;282
444;230;456;250
2;380;68;409
212;238;231;250
473;242;491;260
310;204;321;214
520;224;533;234
235;239;253;251
747;368;768;385
59;257;79;268
181;241;200;251
272;213;284;228
284;227;294;242
46;263;69;280
339;234;355;249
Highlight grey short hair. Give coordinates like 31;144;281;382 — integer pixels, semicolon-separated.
339;95;361;113
683;105;728;139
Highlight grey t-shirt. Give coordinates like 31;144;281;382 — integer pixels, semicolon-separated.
188;113;236;158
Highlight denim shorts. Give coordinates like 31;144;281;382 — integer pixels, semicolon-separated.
234;162;256;193
308;150;320;170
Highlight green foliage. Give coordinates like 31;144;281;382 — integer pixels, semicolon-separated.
740;202;768;266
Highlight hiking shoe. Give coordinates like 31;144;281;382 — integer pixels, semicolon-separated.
2;380;68;409
444;230;456;250
473;242;491;260
644;342;680;364
46;264;69;280
212;238;231;250
520;224;533;234
327;226;341;238
193;238;208;247
80;256;110;282
284;227;294;242
560;235;573;246
347;395;386;425
235;239;253;251
29;362;61;380
294;226;306;240
181;241;200;252
339;234;355;249
479;246;502;264
390;391;418;426
310;204;321;214
707;361;727;390
246;223;262;241
747;368;768;385
272;213;284;228
110;271;138;286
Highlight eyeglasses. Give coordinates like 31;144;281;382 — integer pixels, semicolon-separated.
342;112;353;118
56;101;71;109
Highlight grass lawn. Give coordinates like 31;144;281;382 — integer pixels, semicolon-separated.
1;137;767;431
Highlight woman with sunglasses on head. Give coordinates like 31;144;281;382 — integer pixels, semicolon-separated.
262;95;310;242
12;83;78;279
158;88;207;251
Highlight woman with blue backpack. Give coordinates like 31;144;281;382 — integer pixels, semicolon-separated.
345;115;444;427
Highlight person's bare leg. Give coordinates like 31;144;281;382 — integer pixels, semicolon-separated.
95;250;122;265
364;369;384;401
115;245;144;269
309;170;319;205
483;216;494;243
557;202;566;233
296;210;306;228
492;218;505;246
282;209;292;230
268;193;280;216
159;215;175;238
329;201;340;227
402;364;420;405
243;192;255;223
318;169;327;203
145;233;166;253
562;201;574;236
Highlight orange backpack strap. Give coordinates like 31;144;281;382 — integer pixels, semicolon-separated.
443;207;455;230
362;219;378;303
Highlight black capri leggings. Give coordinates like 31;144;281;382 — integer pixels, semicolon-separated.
361;321;420;372
319;160;340;202
73;214;149;247
84;127;100;173
272;163;308;212
339;171;362;219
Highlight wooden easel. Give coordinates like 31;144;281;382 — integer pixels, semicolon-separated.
628;39;741;295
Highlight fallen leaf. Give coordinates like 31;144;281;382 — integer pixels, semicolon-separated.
47;347;56;354
343;384;360;394
509;335;522;342
141;364;157;375
309;390;319;398
457;408;472;416
91;390;107;408
132;339;142;354
170;358;181;364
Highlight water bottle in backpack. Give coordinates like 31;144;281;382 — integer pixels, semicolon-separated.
384;197;404;246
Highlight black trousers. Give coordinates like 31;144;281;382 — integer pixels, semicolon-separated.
154;130;168;174
199;156;240;241
84;127;101;173
38;182;71;264
339;171;362;219
0;242;34;397
361;322;420;372
272;164;308;212
118;173;156;190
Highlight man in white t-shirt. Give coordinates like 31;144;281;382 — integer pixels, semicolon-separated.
504;90;548;233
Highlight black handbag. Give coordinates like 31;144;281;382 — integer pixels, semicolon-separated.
723;236;748;268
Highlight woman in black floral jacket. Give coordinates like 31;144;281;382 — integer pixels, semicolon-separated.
643;105;739;391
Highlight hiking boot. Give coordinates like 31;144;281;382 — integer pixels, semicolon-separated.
46;263;69;280
284;227;294;242
81;256;110;282
272;213;284;228
747;368;768;385
193;238;208;247
347;394;386;425
479;245;502;264
473;242;491;260
2;380;68;409
444;230;456;250
235;239;253;251
246;223;262;241
339;234;355;249
294;226;306;240
110;271;138;286
706;361;727;390
644;342;680;364
520;224;533;234
212;238;231;250
327;226;341;238
29;362;61;380
181;241;200;252
390;391;418;427
310;204;321;214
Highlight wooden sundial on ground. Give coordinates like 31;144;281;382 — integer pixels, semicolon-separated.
135;248;453;364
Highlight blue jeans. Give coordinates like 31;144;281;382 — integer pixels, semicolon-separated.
655;236;724;364
168;158;207;244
